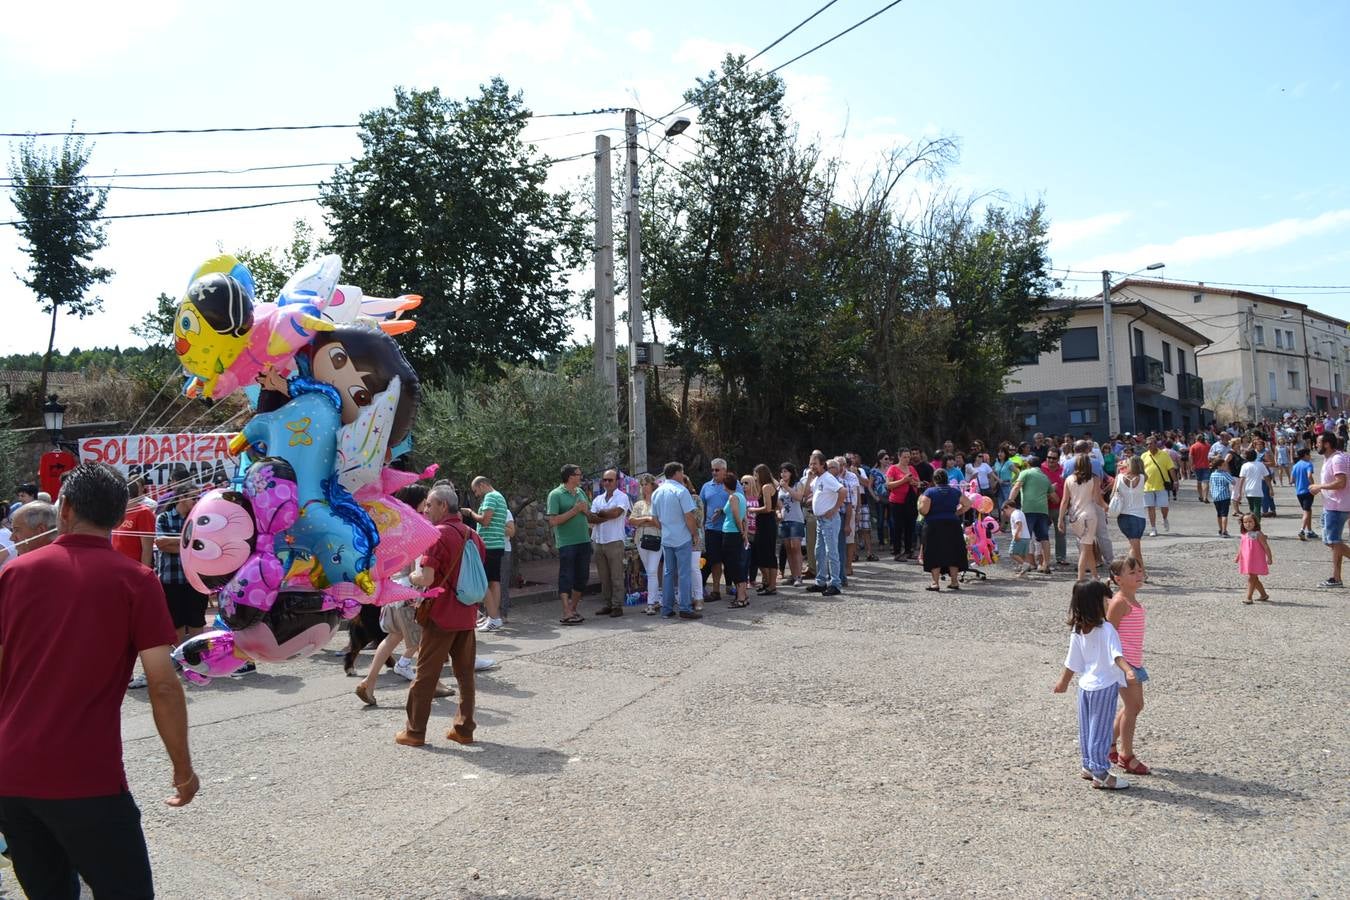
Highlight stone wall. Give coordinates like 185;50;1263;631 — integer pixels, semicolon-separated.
508;495;557;562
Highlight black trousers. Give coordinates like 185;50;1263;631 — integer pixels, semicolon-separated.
0;793;153;899
890;495;918;555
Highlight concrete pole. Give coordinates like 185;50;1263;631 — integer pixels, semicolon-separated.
625;109;647;474
593;134;618;417
1102;271;1120;435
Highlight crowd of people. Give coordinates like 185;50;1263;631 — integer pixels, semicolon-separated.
2;409;1347;893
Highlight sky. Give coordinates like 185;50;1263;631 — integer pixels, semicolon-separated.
1;0;1348;358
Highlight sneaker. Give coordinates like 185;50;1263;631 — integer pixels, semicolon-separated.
393;660;416;681
677;610;703;620
1148;529;1158;537
645;604;659;616
1299;530;1308;541
231;661;257;677
128;673;148;690
823;586;842;596
1319;578;1343;588
477;618;503;633
1163;520;1170;533
805;584;825;593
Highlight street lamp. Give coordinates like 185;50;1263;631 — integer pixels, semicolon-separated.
1102;263;1166;436
42;394;65;446
664;117;691;138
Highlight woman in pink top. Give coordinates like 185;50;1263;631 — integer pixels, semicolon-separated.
884;450;920;562
1107;556;1150;775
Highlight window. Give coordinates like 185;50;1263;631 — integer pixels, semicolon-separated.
1013;332;1039;366
1267;371;1277;402
1060;326;1100;362
1162;340;1173;373
1015;399;1039;427
1337;373;1343;395
1254;325;1265;346
1067;396;1100;425
1132;328;1145;357
1288;370;1301;390
1286;330;1296;350
1178;350;1188;374
1275;330;1284;349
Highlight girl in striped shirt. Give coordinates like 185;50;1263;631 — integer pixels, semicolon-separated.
1107;557;1150;776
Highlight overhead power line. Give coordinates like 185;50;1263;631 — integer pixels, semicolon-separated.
2;108;630;139
1;197;319;227
764;0;906;77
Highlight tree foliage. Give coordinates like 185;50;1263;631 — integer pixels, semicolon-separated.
321;81;589;381
413;366;620;513
640;54;1068;462
234;219;318;302
8;134;113;401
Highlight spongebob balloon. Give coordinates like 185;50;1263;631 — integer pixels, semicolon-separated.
174;254;334;400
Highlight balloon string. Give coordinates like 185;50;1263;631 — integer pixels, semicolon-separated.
125;368;183;436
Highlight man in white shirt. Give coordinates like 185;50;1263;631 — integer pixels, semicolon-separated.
590;468;631;617
805;452;846;596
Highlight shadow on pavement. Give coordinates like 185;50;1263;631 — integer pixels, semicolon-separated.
1161;769;1309;801
418;740;570;776
1123;783;1262;820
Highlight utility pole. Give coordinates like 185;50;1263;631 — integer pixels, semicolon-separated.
593;134;618;418
625;108;647;474
1102;270;1121;436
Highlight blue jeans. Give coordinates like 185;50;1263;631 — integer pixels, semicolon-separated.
661;540;694;614
837;507;849;586
815;514;842;588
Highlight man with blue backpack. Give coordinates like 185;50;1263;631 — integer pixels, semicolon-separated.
397;484;487;748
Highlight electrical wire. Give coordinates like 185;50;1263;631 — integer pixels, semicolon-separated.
1;109;630;138
3;181;331;191
764;0;905;77
0;197;319;227
2;161;347;181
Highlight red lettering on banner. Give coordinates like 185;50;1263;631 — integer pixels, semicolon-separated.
175;434;192;458
105;438;123;465
80;438;104;463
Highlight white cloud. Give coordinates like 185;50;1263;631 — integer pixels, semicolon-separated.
1072;209;1350;274
0;0;182;72
626;28;654;53
1048;211;1131;249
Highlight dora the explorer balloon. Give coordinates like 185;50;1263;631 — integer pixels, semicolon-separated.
229;379;379;594
257;323;422;492
174;254;333;400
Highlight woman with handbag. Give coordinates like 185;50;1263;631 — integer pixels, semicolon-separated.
1112;455;1149;574
1060;454;1108;583
630;474;664;616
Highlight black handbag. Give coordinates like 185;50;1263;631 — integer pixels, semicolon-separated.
639;534;662;552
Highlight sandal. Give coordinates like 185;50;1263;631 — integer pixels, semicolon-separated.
1256;594;1270;602
1080;767;1094;780
866;554;879;561
729;598;750;608
759;589;777;596
644;605;659;616
1092;773;1130;790
1118;754;1151;775
925;585;940;592
560;613;584;625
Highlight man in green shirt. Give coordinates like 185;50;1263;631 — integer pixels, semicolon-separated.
465;476;510;632
1008;458;1058;575
546;464;595;625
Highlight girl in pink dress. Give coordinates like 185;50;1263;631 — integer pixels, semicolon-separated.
1235;513;1273;604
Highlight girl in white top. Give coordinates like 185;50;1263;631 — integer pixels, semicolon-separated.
1110;455;1149;575
1053;580;1137;790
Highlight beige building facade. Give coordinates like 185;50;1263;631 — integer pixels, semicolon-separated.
1100;279;1350;419
1005;299;1209;437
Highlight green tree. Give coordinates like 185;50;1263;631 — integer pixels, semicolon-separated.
8;134;113;402
320;81;589;380
414;367;620;513
132;292;176;344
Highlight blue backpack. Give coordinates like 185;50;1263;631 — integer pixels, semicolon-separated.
455;531;488;606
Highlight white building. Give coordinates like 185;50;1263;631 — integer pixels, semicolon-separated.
1005;298;1210;437
1100;279;1350;418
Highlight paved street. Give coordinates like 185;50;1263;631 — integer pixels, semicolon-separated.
109;484;1344;898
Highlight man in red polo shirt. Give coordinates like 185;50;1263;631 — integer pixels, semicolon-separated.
398;483;485;748
0;463;197;898
110;475;155;567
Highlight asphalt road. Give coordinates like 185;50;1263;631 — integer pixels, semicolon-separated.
84;482;1349;897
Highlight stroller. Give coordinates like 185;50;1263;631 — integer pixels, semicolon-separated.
959;480;1001;582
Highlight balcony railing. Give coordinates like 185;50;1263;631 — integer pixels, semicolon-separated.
1132;355;1165;394
1178;372;1204;406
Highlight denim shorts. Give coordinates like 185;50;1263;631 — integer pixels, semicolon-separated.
1131;665;1149;684
1143;490;1169;508
1322;509;1349;546
780;520;805;539
557;542;592;595
1117;514;1146;541
1193;468;1210;483
1214;498;1231;517
1024;512;1050;542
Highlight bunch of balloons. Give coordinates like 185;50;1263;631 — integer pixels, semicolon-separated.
964;516;1001;567
169;254;436;683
